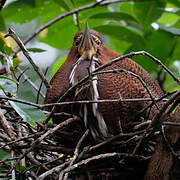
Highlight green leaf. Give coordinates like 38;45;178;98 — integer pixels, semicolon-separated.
119;2;134;16
167;0;180;7
13;58;22;69
9;101;46;126
0;13;5;31
89;12;137;22
51;56;67;75
133;1;166;30
0;74;17;95
0;150;10;160
2;0;38;23
158;11;179;25
27;48;46;53
125;29;176;72
0;75;18;84
94;24;144;45
53;0;71;11
40;16;77;49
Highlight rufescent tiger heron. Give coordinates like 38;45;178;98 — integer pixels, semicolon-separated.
45;26;164;142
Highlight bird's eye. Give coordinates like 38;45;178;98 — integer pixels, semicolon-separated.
95;39;101;45
93;36;101;46
75;40;80;46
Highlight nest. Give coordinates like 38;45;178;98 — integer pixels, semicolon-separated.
0;91;179;180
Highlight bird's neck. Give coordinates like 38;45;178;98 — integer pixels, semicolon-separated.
98;46;121;64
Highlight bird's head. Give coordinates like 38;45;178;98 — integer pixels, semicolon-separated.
73;25;103;60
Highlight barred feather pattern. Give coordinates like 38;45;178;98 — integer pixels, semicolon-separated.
69;56;108;140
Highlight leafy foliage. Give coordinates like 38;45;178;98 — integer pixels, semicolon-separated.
0;0;179;176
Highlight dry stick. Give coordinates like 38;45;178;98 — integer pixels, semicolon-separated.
0;95;40;108
162;122;180;126
5;29;50;89
80;130;146;155
37;162;70;180
42;97;168;108
32;116;79;146
62;152;147;175
36;67;48;104
62;130;89;180
0;110;16;139
0;132;43;149
0;0;6;10
101;0;151;6
0;132;11;142
6;117;77;164
0;94;168;109
132;90;180;154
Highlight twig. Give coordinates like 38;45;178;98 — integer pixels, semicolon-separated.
62;152;147;175
0;0;6;10
162;122;180;126
5;29;50;89
32;116;80;146
132;90;180;154
0;110;16;139
62;130;89;180
36;67;48;103
38;162;69;180
42;97;168;108
0;95;41;108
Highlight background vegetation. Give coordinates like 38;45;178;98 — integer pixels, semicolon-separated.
0;0;179;179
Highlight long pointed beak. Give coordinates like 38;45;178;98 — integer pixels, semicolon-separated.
78;25;97;60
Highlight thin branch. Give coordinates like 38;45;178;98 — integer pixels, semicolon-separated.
62;130;89;180
5;29;50;89
36;67;48;103
42;97;168;108
0;0;6;10
0;95;41;108
132;90;180;154
62;152;147;175
0;110;16;139
32;116;80;146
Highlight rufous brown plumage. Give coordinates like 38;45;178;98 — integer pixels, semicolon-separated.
45;26;164;141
